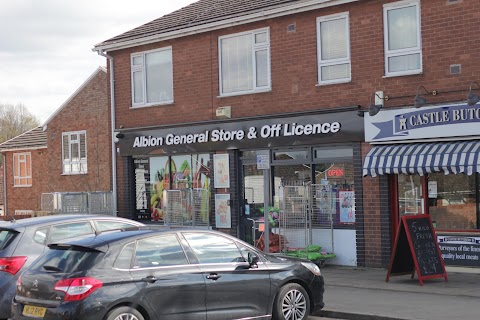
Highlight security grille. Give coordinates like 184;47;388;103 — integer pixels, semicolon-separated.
165;188;210;227
278;184;335;254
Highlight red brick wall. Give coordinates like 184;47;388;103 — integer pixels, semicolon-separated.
4;69;111;216
3;149;48;214
110;0;479;129
46;69;111;192
109;0;480;267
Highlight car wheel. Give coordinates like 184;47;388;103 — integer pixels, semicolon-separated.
272;283;310;320
105;306;145;320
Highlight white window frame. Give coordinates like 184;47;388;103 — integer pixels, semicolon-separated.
62;130;87;175
218;28;271;97
383;0;422;77
316;12;351;85
13;152;32;187
131;47;174;108
15;210;33;216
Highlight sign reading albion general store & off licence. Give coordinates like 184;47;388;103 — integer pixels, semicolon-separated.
118;110;363;156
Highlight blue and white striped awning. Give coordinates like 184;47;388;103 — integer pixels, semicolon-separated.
363;141;480;177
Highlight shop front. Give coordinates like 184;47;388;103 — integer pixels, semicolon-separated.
363;103;480;267
117;108;364;266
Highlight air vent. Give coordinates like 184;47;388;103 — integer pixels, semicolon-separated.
450;64;461;75
287;23;296;33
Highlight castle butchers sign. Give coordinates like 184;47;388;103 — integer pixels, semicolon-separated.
118;110;363;156
365;103;480;142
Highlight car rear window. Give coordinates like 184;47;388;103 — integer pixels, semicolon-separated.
29;245;103;273
0;229;17;251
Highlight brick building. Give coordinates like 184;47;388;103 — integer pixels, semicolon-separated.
94;0;480;268
1;160;4;215
0;67;112;217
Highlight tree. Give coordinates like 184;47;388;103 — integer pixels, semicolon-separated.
0;103;40;144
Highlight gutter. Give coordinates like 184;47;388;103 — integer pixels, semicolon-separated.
2;154;7;217
94;0;359;52
0;146;47;153
96;50;118;216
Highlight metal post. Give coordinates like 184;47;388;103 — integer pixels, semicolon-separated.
263;169;270;253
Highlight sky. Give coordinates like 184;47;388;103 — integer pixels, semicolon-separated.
0;0;197;123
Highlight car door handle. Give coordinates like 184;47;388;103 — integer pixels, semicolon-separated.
206;273;221;281
141;276;157;283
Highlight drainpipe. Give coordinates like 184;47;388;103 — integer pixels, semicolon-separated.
96;50;118;216
2;154;7;216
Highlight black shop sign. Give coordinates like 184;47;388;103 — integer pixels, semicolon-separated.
117;110;364;156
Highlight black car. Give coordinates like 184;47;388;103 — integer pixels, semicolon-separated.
11;228;324;320
0;214;144;320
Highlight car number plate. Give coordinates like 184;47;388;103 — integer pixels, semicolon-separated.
22;305;47;318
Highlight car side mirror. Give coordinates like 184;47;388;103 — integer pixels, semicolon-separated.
248;252;259;268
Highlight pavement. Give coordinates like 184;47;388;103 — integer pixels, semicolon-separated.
309;265;480;320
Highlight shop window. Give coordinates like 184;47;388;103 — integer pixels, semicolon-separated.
383;1;422;76
428;173;477;230
62;131;87;174
131;47;173;107
397;174;423;216
272;148;310;163
314;162;355;225
219;28;271;96
147;154;211;223
316;12;351;84
13;152;32;187
314;146;353;163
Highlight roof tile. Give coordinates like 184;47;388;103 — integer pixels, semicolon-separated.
96;0;309;48
0;127;47;151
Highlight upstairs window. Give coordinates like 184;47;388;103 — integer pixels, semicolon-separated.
317;12;351;84
384;1;422;76
13;153;32;187
131;47;173;107
62;131;87;174
219;28;271;96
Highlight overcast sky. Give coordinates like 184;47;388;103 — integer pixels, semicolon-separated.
0;0;197;123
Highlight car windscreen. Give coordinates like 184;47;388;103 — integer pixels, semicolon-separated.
29;245;103;273
0;229;18;251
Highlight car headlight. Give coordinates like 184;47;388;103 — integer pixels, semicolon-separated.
301;262;321;276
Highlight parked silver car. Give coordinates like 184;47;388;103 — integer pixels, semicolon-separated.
0;214;144;319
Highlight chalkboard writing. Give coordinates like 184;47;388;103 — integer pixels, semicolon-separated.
405;217;443;277
386;215;448;285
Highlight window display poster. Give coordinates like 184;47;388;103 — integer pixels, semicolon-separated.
149;157;169;222
214;154;230;188
134;158;150;220
339;190;355;223
215;194;231;228
148;154;211;223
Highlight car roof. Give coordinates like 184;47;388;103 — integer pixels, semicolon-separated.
48;227;234;250
0;214;143;230
49;227;174;250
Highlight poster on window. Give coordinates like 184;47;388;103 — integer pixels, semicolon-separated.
215;194;231;228
149;157;169;223
134;158;150;220
339;191;355;223
213;154;230;188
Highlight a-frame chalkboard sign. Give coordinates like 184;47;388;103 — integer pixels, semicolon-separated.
386;214;448;285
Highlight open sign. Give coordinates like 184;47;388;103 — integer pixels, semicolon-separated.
327;169;344;177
